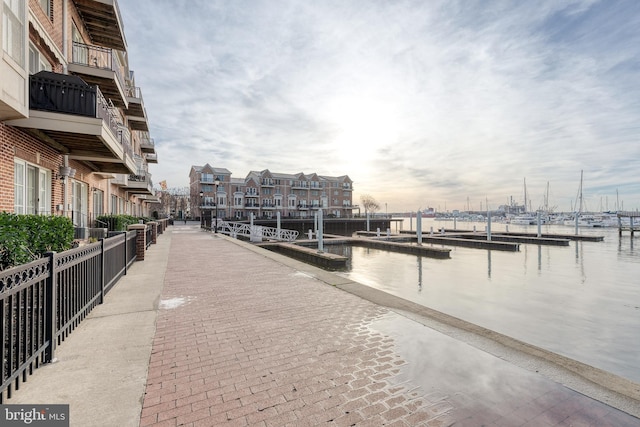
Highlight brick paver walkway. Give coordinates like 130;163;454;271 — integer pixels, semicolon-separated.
139;228;640;427
139;231;454;426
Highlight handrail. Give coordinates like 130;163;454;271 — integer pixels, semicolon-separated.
71;41;126;93
216;221;298;242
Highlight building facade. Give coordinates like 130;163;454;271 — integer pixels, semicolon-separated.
189;165;354;220
1;0;158;237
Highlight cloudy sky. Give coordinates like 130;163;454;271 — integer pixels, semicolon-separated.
119;0;640;212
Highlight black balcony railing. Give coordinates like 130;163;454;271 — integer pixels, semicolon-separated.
29;72;130;152
30;71;97;117
128;173;149;183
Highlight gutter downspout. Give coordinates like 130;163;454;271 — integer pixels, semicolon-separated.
62;155;69;218
62;0;68;73
61;1;68;218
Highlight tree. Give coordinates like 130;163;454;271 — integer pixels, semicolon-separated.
360;194;380;215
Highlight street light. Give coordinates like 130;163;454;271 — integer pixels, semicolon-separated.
214;178;220;233
199;191;204;228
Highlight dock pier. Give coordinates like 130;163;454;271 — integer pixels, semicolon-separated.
617;211;640;236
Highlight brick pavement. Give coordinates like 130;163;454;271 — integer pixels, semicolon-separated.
139;226;640;427
140;230;452;426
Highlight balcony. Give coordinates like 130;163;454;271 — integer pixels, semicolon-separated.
245;192;259;198
297;204;309;210
123;172;153;195
111;174;128;187
138;134;155;155
144;152;158;164
72;0;127;51
68;42;127;108
6;71;136;174
245;203;260;209
124;85;149;131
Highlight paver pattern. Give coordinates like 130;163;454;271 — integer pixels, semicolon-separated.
140;231;449;426
140;227;640;426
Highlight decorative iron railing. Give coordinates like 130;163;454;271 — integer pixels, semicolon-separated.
0;231;137;402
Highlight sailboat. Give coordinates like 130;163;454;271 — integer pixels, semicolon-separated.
510;178;538;224
562;171;604;227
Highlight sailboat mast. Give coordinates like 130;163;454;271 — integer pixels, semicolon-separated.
576;170;584;213
523;178;528;213
545;181;549;213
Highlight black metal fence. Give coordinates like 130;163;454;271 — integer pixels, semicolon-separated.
0;231;137;402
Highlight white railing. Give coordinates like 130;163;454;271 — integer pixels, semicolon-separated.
217;221;298;242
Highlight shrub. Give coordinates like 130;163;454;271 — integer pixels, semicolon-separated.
0;213;74;271
95;214;152;231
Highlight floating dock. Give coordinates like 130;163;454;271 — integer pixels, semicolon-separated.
401;229;602;243
361;231;520;251
257;242;349;269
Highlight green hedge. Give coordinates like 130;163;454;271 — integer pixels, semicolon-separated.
0;213;74;271
95;214;152;231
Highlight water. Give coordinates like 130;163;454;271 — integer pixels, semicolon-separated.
325;218;640;383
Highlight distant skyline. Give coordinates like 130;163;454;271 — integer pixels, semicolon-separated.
119;0;640;212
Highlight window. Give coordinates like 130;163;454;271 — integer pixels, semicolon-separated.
38;0;51;18
72;22;87;65
29;43;51;74
14;159;51;215
93;189;104;217
72;180;88;227
2;0;25;66
111;195;117;214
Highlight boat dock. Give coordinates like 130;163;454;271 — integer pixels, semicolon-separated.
360;231;521;251
259;234;452;268
617;211;640;236
254;225;609;269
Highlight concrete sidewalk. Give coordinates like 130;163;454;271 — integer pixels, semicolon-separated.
9;222;172;426
8;224;640;426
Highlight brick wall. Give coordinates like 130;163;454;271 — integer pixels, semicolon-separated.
0;123;64;213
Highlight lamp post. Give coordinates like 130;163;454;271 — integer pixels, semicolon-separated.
199;191;204;228
214;178;220;233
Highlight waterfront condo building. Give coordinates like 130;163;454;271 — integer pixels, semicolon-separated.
189;164;354;220
1;0;158;237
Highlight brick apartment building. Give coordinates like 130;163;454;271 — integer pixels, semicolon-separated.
1;0;158;237
189;164;355;220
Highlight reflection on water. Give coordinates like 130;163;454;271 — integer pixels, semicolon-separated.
325;220;640;383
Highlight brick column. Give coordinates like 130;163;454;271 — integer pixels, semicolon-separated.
128;224;147;261
148;221;158;244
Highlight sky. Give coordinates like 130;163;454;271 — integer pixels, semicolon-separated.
118;0;640;213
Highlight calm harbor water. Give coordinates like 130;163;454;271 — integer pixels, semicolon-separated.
325;218;640;384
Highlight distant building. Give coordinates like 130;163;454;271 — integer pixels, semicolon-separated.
189;165;354;220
